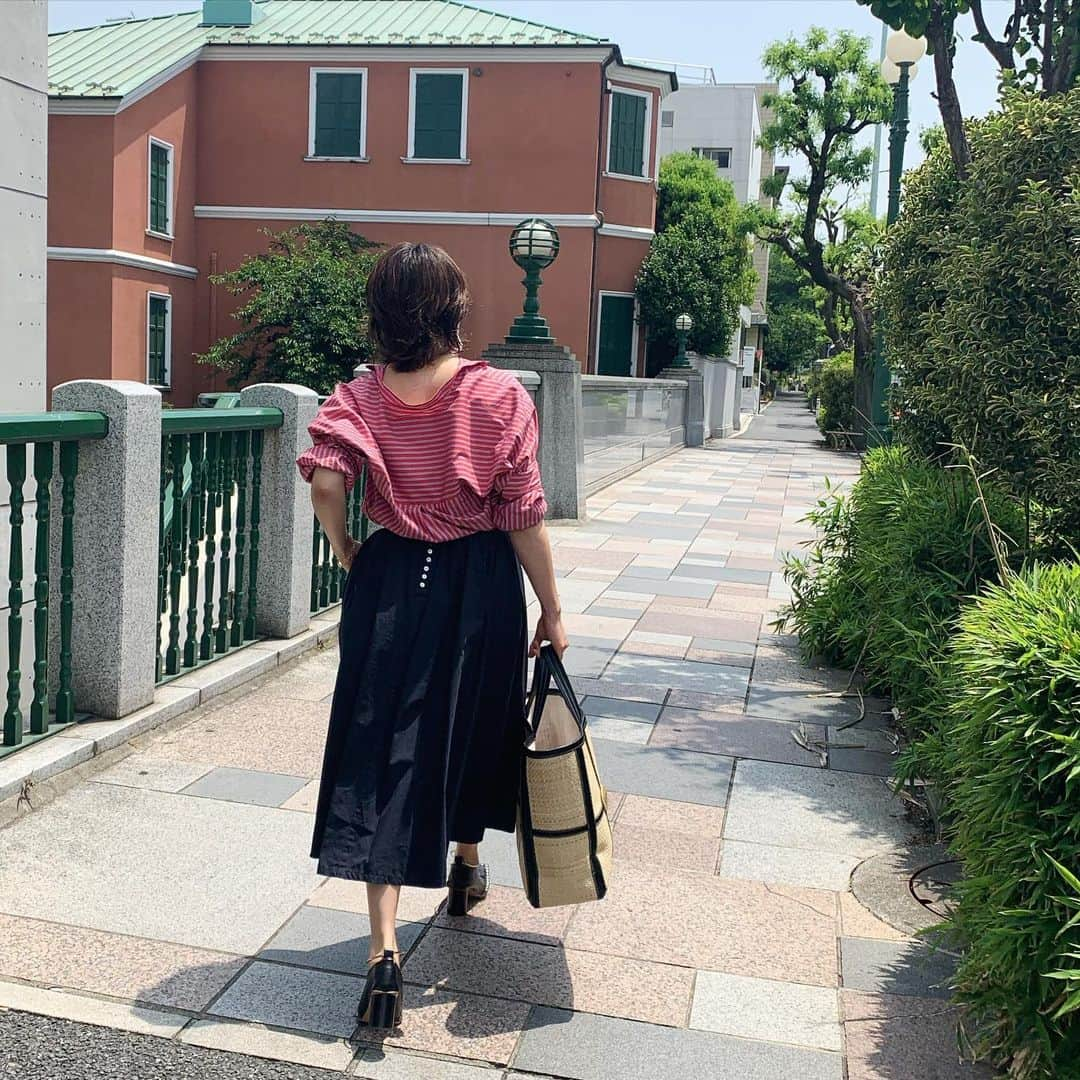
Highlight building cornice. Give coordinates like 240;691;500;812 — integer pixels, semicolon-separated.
193;205;606;228
47;247;199;279
607;63;677;95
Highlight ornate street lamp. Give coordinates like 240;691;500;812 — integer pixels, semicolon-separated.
506;218;560;343
870;29;925;438
671;313;693;369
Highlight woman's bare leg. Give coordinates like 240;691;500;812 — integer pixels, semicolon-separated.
454;841;480;866
366;884;401;963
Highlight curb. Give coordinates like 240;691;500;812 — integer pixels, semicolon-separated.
0;610;342;814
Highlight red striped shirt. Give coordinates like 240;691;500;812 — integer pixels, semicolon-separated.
295;358;548;542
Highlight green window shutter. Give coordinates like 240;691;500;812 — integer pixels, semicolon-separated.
608;91;647;177
148;296;169;385
413;73;463;159
314;72;364;157
149;142;170;233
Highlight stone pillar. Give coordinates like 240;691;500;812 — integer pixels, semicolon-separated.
657;364;705;447
48;380;160;718
483;342;585;520
239;383;319;639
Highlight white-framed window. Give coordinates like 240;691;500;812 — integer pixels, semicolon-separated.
146;291;172;389
308;67;368;160
605;86;653;181
693;146;732;170
405;68;469;163
147;136;174;239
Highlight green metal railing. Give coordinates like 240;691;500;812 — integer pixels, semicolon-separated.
157;408;282;683
1;412;108;756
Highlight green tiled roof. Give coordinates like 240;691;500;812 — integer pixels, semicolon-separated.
49;0;609;99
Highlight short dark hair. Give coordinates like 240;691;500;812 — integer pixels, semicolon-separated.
365;242;470;372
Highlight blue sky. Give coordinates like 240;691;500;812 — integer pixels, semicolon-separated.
48;0;1014;211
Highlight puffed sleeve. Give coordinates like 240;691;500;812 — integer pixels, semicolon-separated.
491;390;548;531
295;386;366;496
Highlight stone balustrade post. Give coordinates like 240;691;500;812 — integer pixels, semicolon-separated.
48;380;160;719
238;383;319;639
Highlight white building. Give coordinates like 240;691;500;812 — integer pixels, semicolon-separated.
649;69;781;433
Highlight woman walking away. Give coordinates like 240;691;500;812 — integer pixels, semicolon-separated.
296;242;567;1031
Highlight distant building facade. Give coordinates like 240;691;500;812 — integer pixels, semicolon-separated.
658;79;781;411
46;0;675;404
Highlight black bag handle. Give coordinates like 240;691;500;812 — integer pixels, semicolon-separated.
525;645;585;736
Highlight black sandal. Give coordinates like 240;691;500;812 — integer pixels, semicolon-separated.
356;949;403;1029
446;855;488;916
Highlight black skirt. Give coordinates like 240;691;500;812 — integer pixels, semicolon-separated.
309;527;529;888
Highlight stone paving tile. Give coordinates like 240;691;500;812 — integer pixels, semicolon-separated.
513;1007;844;1080
405;927;693;1028
580;696;662;724
0;912;245;1010
355;1048;502;1079
612;820;721;872
601;653;750;697
179;1017;357;1071
842;991;993;1079
619;631;690;659
568;677;668;705
752;656;855;691
584;716;652;744
207;960;364;1037
254;662;338;703
839;893;910;942
435;884;573;945
359;983;530;1064
590;739;732;806
723;761;910;859
309;878;444;924
673;564;772;584
614;793;725;837
690;969;842;1051
829;726;898;754
0;782;318;954
639;609;760;641
829;747;897;777
180;766;311;808
564;862;837;986
607;576;716;600
149;696;330;777
259;905;426;976
89;754;214;793
746;683;865;726
651;705;825;766
841;938;957;999
280;778;320;813
560;644;617;679
718;840;860;892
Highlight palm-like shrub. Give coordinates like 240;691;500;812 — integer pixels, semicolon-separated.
941;563;1080;1078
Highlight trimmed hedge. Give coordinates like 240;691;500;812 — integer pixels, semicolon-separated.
815;352;855;434
942;564;1080;1078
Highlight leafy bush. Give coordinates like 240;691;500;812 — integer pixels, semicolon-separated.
941;563;1080;1078
815;352;855;434
198;220;382;393
780;445;1024;753
880;88;1080;552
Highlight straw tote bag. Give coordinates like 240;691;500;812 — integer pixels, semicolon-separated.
515;645;613;908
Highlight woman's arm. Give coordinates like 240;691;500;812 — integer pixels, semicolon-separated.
309;467;360;569
509;521;568;658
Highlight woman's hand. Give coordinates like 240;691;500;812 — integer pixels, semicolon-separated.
335;535;362;572
530;609;568;659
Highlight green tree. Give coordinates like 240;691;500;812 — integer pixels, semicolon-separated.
636;153;755;368
858;1;1080;177
753;29;892;436
764;248;828;377
198;220;382;393
881;87;1080;551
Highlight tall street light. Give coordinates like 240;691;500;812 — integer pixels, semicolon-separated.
870;28;925;437
506;218;560;344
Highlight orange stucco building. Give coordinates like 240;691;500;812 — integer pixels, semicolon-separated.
46;0;675;404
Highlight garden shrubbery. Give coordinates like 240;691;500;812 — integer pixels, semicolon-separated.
880;88;1080;553
942;564;1080;1077
813;352;855;434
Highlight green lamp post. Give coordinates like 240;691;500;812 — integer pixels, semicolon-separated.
505;218;560;344
870;29;925;439
671;313;693;369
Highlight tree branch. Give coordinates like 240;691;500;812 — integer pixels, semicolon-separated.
927;2;972;177
970;0;1020;68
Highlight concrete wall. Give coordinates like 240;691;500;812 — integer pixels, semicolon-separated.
1;0;47;411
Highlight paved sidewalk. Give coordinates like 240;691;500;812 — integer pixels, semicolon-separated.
0;396;987;1079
